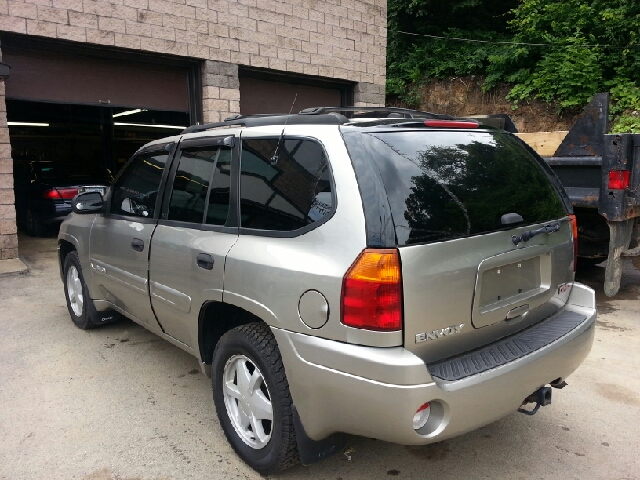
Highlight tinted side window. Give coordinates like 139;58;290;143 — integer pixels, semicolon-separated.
240;138;333;231
111;151;168;218
167;147;218;223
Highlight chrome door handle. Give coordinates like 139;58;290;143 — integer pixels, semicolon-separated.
131;238;144;252
196;253;214;270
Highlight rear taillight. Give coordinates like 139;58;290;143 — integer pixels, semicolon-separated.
424;120;479;128
42;187;78;200
608;170;630;189
340;249;403;331
569;214;578;271
42;189;61;199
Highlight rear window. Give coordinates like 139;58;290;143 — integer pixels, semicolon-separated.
342;129;567;246
34;163;111;182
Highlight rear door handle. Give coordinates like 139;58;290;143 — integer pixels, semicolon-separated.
196;253;214;270
131;238;144;252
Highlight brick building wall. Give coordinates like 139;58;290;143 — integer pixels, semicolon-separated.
0;0;387;109
0;44;17;260
0;0;387;258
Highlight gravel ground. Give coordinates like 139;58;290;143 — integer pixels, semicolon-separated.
1;235;639;480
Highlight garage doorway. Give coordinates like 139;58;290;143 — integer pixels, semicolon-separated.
239;68;353;115
2;36;200;237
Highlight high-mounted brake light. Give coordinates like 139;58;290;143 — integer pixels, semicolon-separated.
608;170;630;190
424;120;479;129
341;249;403;331
43;187;78;200
568;214;578;272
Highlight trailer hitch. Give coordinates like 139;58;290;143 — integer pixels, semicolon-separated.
518;386;552;416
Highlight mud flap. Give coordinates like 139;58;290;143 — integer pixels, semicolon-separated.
604;219;634;296
292;406;346;465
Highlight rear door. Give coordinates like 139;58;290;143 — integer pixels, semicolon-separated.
90;147;171;324
342;128;575;363
148;136;238;347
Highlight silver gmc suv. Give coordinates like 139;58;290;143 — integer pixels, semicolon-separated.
58;107;596;474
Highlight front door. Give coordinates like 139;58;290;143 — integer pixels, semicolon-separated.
149;138;238;347
90;147;171;324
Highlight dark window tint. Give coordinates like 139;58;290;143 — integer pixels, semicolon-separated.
168;147;218;223
206;147;232;226
240;138;333;231
33;163;112;183
111;150;168;218
343;130;567;246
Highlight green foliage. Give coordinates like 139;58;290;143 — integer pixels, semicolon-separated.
386;0;517;104
502;40;603;111
609;80;640;133
611;114;640;134
485;0;640;112
387;0;640;118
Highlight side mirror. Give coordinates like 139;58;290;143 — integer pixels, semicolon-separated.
72;192;104;214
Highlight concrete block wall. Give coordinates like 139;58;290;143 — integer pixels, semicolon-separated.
0;44;17;260
0;0;387;101
201;59;239;123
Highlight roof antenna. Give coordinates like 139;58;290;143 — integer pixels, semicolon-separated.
270;93;298;165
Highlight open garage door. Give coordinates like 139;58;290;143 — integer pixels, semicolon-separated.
2;39;198;236
239;69;352;115
3;48;189;111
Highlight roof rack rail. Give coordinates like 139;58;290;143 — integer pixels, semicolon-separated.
181;112;349;134
180;106;453;134
298;106;451;119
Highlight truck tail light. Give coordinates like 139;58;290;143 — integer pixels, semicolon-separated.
569;214;578;271
341;249;403;331
608;170;630;189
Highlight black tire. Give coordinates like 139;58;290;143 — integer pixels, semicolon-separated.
26;209;46;237
577;257;606;269
212;322;300;474
63;251;98;330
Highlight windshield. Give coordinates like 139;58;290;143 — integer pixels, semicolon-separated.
342;129;567;246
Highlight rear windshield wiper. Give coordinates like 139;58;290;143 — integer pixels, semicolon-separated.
511;220;562;246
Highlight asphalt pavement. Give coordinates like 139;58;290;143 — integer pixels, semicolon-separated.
1;235;639;480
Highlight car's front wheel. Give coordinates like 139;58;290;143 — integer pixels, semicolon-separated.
63;251;98;329
212;322;299;474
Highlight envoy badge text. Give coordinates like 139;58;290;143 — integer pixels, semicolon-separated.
415;324;465;343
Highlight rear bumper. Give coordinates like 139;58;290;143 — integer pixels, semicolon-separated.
273;282;596;444
33;200;72;224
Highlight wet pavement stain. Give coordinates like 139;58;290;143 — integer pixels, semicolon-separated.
596;320;628;332
596;383;640;406
595;302;618;315
404;441;450;461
